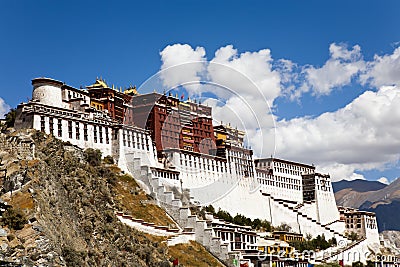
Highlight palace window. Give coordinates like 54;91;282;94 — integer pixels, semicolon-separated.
105;127;109;144
40;116;45;132
49;117;54;135
75;122;80;140
84;123;88;141
58;119;62;137
68;121;73;139
94;126;97;143
99;126;103;143
123;131;126;146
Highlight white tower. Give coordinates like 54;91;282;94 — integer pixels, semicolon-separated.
32;77;64;108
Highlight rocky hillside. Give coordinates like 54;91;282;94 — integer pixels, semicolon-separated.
381;231;400;255
0;129;223;266
335;178;400;231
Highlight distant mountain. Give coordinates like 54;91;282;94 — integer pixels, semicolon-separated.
334;178;400;231
332;179;387;193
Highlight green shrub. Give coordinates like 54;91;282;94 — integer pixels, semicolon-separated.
346;231;359;241
84;148;102;166
4;108;16;128
1;208;27;230
274;223;292;232
290;234;332;252
202;206;272;230
103;155;114;164
62;246;87;267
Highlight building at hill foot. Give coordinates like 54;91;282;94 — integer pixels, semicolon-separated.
13;77;396;266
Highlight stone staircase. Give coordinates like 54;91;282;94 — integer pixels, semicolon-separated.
125;157;353;265
261;192;351;243
124;157;235;264
322;219;341;227
115;212;180;237
318;237;368;262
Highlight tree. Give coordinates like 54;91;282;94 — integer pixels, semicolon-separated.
216;209;233;223
313;234;330;250
275;223;292;232
306;233;313;241
347;232;359;241
203;206;271;231
329;237;337;246
290;234;334;252
233;214;251;226
4;108;16;128
204;205;215;214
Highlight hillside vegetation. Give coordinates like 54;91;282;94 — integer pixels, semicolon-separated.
0;130;222;266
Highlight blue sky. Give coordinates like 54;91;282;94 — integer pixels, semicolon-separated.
1;0;400;182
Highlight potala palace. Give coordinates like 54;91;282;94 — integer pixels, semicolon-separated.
13;77;397;266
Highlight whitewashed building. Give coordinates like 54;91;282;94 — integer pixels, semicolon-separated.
13;77;385;265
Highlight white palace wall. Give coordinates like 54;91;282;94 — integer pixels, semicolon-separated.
15;102;156;174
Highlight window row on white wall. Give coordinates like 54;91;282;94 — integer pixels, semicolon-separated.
122;129;150;151
36;114;152;153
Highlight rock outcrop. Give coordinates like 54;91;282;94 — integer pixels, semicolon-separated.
0;130;171;266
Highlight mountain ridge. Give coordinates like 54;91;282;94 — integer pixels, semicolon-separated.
334;178;400;231
332;179;387;193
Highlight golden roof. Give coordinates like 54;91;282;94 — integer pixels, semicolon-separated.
124;85;139;96
87;77;109;89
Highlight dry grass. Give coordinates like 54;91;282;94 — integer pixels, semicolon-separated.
112;170;177;227
110;168;225;266
168;241;225;267
7;191;34;211
143;233;168;244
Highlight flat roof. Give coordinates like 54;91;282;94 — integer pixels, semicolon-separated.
32;77;64;86
163;148;227;161
255;157;315;169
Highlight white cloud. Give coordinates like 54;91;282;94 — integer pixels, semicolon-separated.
273;85;400;181
207;45;281;155
209;45;281;103
157;43;400;181
377;177;390;185
316;163;366;182
0;98;10;118
302;43;365;96
349;173;366;181
360;47;400;88
159;44;206;93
